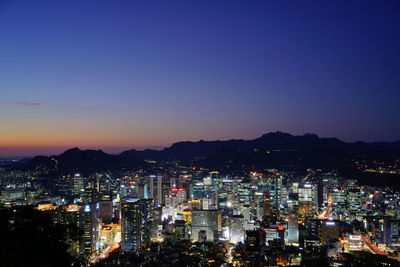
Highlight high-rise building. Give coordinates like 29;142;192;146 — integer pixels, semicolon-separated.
287;213;299;245
98;200;113;224
191;210;221;241
245;229;266;251
56;204;84;258
298;183;318;217
265;225;285;246
347;189;362;214
147;175;163;207
82;203;99;257
378;218;400;246
73;173;84;197
121;198;153;250
320;220;339;245
167;187;187;207
192;181;205;199
269;175;283;209
55;203;98;259
172;219;190;242
263;191;272;217
229;215;245;244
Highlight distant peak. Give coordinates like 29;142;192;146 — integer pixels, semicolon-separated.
259;131;293;139
63;147;81;153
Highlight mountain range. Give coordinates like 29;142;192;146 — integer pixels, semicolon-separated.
120;131;400;161
23;132;400;173
25;147;146;172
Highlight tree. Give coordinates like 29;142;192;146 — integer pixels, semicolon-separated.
0;206;83;267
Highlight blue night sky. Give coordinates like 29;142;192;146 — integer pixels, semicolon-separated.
0;0;399;156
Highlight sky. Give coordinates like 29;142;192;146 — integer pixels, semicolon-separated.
0;0;399;156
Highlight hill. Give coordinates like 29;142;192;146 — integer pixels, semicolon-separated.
26;147;146;172
120;132;400;164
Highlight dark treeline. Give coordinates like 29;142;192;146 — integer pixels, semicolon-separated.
0;206;82;267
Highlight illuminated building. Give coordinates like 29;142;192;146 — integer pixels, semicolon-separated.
168;187;187;206
349;234;363;249
298;183;318;217
378;218;399;246
147;175;163;206
299;183;317;203
36;203;57;211
191;210;222;241
0;188;25;204
121;198;153;250
330;187;346;206
161;176;172;206
241;205;255;230
81;176;96;203
192;182;205;199
97;191;113;223
100;223;120;249
120;183;138;199
291;182;299;194
320;221;339;245
347;189;362;214
151;207;162;240
55;204;85;258
98;200;113;224
203;176;212;186
229;215;245;244
265;225;285;246
182;208;192;224
287;193;299;212
73;173;84;197
245;229;266;251
269;175;283;209
189;199;202;210
287;213;299;245
302;219;321;242
202;197;212;210
82;203;99;257
263;192;272;217
321;179;331;206
172;219;190;242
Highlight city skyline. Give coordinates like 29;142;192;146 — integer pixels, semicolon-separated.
1;2;400;265
1;1;400;155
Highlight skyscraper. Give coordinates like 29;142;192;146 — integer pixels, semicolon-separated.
82;203;99;257
263;191;272;217
287;213;299;245
270;175;283;209
121;198;152;250
73;173;84;197
191;210;222;241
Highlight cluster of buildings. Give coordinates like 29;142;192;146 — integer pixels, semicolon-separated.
1;165;400;265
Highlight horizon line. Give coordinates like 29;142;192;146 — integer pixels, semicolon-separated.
0;131;398;158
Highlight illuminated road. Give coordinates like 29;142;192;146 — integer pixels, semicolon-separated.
91;231;121;264
361;235;384;255
99;242;120;259
90;243;120;264
318;206;332;220
340;234;400;261
361;235;400;261
303;173;312;182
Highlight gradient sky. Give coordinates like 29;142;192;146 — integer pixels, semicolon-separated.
1;0;399;156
